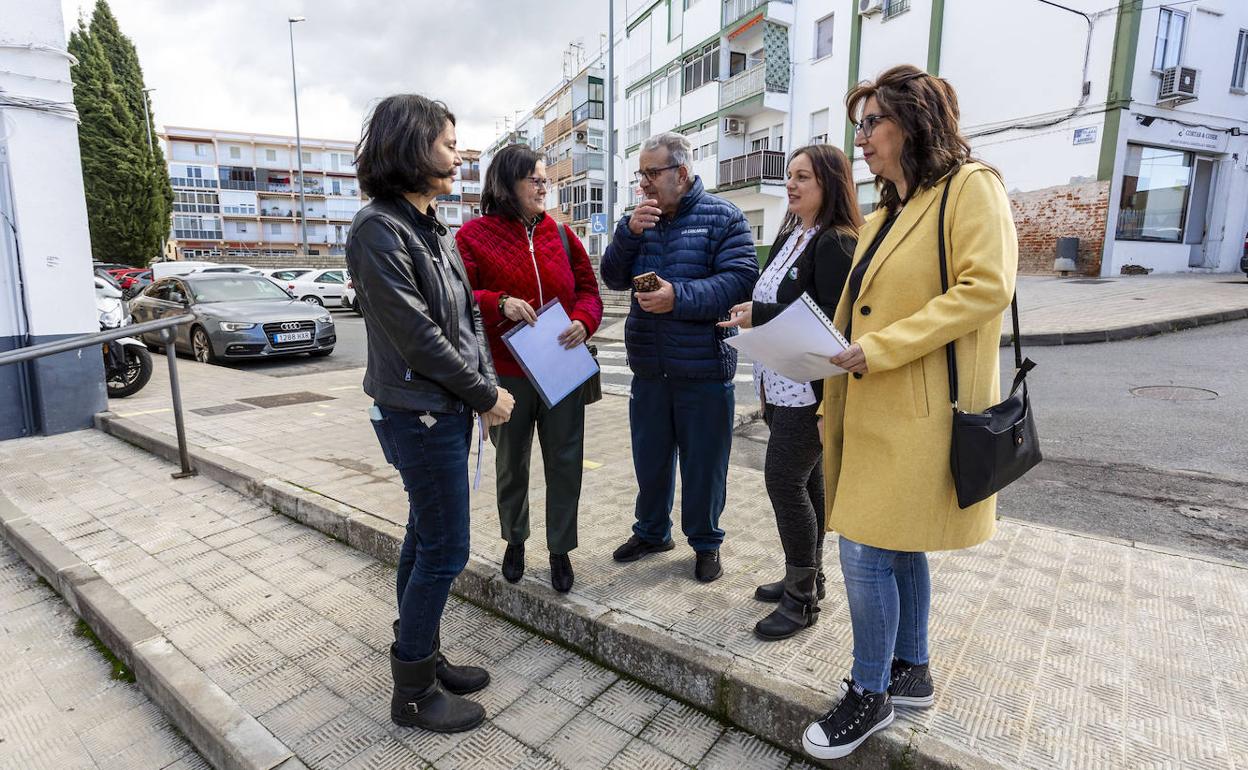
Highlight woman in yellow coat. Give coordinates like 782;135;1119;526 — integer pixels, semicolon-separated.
801;65;1018;762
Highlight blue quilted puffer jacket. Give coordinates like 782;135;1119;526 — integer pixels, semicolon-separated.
601;177;758;380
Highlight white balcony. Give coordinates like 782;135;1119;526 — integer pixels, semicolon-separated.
722;0;790;27
719;62;787;108
718;150;785;188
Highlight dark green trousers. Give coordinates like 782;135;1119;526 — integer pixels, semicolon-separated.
490;375;584;554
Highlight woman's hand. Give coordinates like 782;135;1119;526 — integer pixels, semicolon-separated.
718;301;753;329
481;386;515;428
830;343;868;374
502;297;538;325
558;320;588;349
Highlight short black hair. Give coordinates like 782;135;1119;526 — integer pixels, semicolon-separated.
481;144;543;222
355;94;456;199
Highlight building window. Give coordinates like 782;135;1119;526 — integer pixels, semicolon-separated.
238;223;248;233
265;149;277;162
683;0;701;7
856;180;879;217
810;109;829;145
269;222;283;235
744;209;764;242
814;14;835;60
682;42;720;94
1115;145;1192;242
1153;8;1187;71
884;0;909;20
1233;29;1248;90
749;129;770;152
668;0;683;40
193;144;207;157
229;146;241;159
302;151;312;164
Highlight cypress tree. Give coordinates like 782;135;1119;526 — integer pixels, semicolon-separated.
68;2;170;265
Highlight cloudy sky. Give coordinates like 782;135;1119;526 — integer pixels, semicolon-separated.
59;0;610;150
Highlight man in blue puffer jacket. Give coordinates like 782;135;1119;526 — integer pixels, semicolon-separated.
600;132;758;583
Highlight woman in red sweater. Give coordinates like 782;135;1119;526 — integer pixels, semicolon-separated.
456;144;603;593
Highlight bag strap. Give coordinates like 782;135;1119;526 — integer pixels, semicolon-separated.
556;222;573;266
937;173;1029;411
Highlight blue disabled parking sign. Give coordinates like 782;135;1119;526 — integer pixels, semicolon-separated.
590;213;608;234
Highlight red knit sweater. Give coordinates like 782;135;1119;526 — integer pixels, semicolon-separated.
455;214;604;379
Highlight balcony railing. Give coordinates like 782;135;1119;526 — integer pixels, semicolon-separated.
722;0;790;26
264;183;293;193
173;229;223;240
718;150;786;187
543;114;574;146
218;179;257;191
459;169;480;182
170;177;217;189
626;55;651;86
173;204;219;214
719;62;787;106
572;151;605;175
572;101;605;125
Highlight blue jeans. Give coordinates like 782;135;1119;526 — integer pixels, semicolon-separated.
371;404;472;662
838;536;931;693
629;376;734;552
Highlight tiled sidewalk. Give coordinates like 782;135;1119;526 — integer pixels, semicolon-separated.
102;360;1248;769
0;540;206;770
0;430;815;770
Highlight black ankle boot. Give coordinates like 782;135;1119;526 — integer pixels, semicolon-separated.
391;622;491;695
549;553;573;593
754;570;826;603
502;542;525;583
389;646;484;733
754;566;820;641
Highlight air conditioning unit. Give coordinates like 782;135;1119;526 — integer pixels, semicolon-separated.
859;0;884;15
1158;66;1199;103
722;117;744;135
575;130;587;143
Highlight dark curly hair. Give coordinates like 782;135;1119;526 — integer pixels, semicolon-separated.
847;65;986;216
355;94;456;199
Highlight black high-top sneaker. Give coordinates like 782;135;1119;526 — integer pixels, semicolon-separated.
888;659;934;707
802;679;894;761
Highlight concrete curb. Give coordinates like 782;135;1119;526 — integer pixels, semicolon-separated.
96;413;998;770
1004;307;1248;347
0;490;305;770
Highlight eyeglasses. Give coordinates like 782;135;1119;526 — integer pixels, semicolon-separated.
527;177;549;189
853;113;891;139
633;164;680;184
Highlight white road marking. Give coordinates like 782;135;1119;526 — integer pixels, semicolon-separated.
115;408;171;418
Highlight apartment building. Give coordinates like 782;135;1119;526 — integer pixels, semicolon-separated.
612;0;1248;275
436;149;483;231
161;126;364;266
540;61;610;257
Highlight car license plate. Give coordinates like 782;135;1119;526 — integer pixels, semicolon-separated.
273;331;312;343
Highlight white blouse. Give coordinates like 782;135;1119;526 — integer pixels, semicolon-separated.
752;226;819;407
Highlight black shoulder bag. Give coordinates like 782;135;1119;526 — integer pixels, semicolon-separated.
937;177;1042;509
556;223;603;405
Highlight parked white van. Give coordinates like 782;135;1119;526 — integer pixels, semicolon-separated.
150;260;214;280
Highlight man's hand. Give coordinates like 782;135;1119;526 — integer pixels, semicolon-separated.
558;320;587;349
627;199;662;236
830;343;868;374
501;297;538;325
481;386;515;428
718;301;753;329
635;276;675;314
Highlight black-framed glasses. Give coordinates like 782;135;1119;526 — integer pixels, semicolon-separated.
527;176;549;189
633;164;680;184
854;113;891;139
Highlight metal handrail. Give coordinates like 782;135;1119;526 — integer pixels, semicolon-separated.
0;313;198;479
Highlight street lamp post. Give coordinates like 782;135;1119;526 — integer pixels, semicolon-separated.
140;87;155;154
288;16;309;258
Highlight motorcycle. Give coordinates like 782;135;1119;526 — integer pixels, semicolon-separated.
96;275;153;398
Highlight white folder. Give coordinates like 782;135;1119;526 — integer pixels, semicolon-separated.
502;299;599;408
726;293;850;382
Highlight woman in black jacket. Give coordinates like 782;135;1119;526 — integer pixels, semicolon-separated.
347;94;515;734
721;143;861;640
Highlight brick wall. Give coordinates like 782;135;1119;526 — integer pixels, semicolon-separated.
1008;180;1110;276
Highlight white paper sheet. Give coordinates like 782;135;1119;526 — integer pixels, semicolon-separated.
502;300;599;408
726;294;850;382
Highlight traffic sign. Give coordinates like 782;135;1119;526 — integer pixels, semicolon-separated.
590;213;608;234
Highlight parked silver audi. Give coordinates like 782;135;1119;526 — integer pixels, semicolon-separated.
130;273;335;363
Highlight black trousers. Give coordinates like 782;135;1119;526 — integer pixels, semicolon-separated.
491;375;585;554
763;402;826;569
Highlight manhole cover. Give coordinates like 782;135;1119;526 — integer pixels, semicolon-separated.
239;391;335;409
1130;386;1218;401
1069;279;1114;284
191;403;256;417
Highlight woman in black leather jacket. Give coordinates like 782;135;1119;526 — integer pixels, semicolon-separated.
347;94;514;735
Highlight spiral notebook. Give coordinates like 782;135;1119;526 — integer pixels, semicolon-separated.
725;293;850;382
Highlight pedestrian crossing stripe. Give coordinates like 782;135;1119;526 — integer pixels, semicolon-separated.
583;460;603;470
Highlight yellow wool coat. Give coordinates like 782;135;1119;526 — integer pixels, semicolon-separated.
819;163;1018;552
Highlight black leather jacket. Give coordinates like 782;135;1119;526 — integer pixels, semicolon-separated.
347;197;497;414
